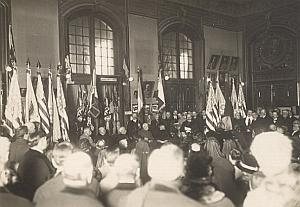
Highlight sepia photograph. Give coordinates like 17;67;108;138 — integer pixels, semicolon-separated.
0;0;299;207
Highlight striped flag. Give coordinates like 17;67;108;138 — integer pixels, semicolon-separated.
5;69;23;129
157;69;166;111
48;71;54;124
48;71;61;142
230;79;238;116
25;60;40;123
137;69;144;113
238;82;247;118
215;81;226;116
36;63;50;134
206;82;220;131
57;75;69;141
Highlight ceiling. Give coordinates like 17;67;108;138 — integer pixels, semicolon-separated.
166;0;298;17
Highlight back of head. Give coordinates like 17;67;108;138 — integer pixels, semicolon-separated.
63;151;94;188
205;138;224;159
114;154;139;178
52;142;74;168
148;144;184;182
186;152;213;180
28;130;47;148
251;132;292;176
13;126;28;140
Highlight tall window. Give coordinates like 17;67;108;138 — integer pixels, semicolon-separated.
162;32;193;79
68;15;115;75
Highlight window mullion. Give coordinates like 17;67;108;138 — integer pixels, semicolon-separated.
90;15;95;74
176;32;180;79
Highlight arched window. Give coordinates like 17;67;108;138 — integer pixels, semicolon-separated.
161;30;196;112
67;15;115;75
161;31;193;79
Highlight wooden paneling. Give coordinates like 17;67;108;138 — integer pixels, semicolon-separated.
164;81;195;112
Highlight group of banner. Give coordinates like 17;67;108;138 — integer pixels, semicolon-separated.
5;62;69;143
206;79;247;131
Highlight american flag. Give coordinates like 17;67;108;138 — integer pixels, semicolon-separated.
206;82;220;131
57;75;69;141
36;64;50;134
48;71;61;142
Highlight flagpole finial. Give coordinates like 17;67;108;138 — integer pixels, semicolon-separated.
37;60;41;72
26;58;30;69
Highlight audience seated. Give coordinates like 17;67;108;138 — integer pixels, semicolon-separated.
3;107;300;207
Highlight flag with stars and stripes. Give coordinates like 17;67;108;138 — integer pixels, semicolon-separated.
57;75;69;141
36;68;50;134
206;82;220;131
48;71;61;142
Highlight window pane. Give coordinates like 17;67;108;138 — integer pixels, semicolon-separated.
69;44;76;53
68;16;91;74
83;37;89;46
179;33;193;79
68;16;114;75
69;26;75;35
69;35;75;44
94;19;114;75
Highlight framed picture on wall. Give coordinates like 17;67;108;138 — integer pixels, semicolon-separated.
219;56;230;70
229;57;239;71
143;81;155;98
207;55;221;70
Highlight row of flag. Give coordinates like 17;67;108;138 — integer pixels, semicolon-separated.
206;79;247;131
5;61;69;142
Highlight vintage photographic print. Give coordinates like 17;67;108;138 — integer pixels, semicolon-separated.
1;1;298;207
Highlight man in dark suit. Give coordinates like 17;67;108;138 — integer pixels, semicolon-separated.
126;113;141;139
18;131;55;201
256;108;272;131
271;110;283;127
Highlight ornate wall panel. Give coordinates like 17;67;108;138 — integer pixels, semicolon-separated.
252;30;297;81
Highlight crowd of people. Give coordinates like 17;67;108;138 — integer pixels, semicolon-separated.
1;107;300;207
